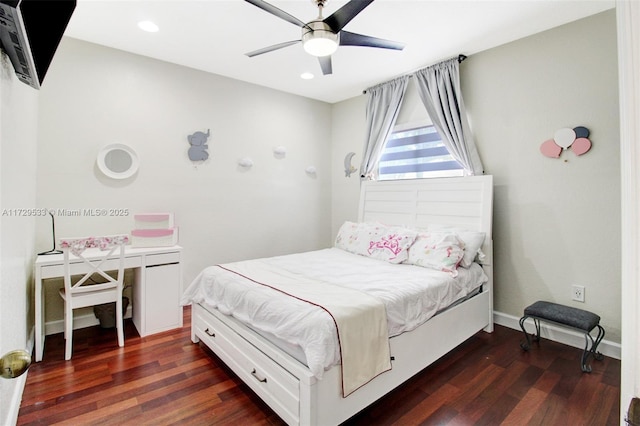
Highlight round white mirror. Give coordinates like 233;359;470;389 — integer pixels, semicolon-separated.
97;144;139;179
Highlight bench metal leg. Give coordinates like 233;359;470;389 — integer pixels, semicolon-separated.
519;315;540;351
581;324;606;373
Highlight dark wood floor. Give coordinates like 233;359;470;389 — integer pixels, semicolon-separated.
18;306;620;425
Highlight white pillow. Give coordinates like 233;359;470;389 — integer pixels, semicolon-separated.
335;221;417;264
406;232;465;275
427;225;486;268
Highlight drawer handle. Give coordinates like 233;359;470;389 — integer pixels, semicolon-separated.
204;328;215;338
251;369;267;383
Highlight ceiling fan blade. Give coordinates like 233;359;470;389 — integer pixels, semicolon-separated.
323;0;375;32
244;0;307;28
246;40;301;57
339;30;405;50
318;56;332;75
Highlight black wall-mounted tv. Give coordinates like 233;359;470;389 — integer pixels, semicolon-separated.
0;0;76;89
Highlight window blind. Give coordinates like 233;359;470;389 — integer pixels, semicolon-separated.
378;125;463;180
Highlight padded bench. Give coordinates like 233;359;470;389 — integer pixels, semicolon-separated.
519;300;605;372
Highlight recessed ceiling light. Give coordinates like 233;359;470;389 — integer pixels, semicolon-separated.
300;72;314;80
138;20;159;32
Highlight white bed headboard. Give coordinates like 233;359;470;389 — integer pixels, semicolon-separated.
358;176;493;237
358;176;494;270
357;176;494;327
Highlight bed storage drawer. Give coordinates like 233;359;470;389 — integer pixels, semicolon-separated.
194;306;300;425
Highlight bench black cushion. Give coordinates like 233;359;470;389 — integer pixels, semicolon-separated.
524;300;600;332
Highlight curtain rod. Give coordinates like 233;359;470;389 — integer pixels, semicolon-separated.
362;54;467;95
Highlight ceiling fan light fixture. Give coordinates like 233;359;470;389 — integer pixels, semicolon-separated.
245;0;405;76
302;20;339;57
303;38;338;57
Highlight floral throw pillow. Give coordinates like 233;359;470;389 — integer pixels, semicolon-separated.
60;234;129;256
406;232;465;275
364;225;417;264
335;222;417;264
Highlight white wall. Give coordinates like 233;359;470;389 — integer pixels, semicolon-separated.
36;37;332;325
330;95;365;236
463;10;620;341
332;10;621;342
0;53;39;426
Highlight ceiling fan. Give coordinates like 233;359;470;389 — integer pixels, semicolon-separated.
244;0;405;75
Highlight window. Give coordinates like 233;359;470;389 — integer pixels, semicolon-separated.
377;122;464;180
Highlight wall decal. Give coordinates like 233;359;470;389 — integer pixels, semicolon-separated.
553;128;576;149
540;126;591;159
571;138;592;156
574;126;590;138
344;152;357;177
238;157;254;168
273;146;287;159
187;129;210;162
540;139;562;158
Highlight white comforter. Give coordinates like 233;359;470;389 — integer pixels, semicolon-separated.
181;247;488;379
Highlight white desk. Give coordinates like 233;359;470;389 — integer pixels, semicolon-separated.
34;245;183;362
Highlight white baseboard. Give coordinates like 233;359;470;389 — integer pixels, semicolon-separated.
494;310;621;360
5;371;28;426
44;306;133;336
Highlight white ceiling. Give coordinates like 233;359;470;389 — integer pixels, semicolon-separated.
63;0;614;104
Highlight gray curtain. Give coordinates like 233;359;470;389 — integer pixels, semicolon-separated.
413;58;484;175
360;76;409;180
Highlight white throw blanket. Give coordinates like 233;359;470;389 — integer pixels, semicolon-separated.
218;259;391;397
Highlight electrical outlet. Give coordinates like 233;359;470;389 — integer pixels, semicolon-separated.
572;285;585;302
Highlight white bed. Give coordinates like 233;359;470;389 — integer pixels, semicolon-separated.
184;175;493;425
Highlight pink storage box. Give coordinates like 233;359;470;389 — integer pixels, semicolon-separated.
134;213;174;230
131;227;178;247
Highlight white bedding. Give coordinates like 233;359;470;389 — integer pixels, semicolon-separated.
181;247;488;379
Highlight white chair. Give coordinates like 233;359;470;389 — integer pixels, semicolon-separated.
58;235;129;360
